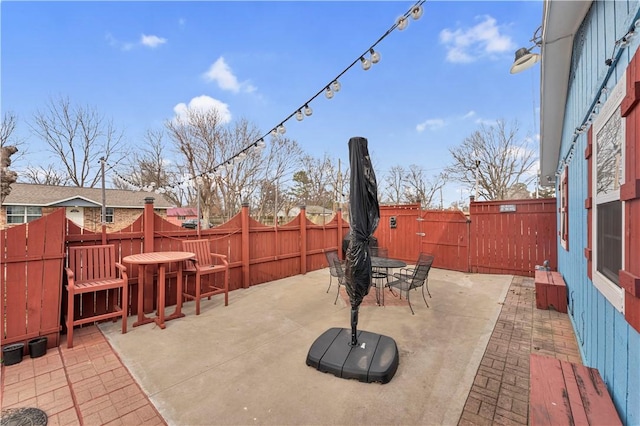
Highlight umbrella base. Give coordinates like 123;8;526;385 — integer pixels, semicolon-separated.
306;327;399;384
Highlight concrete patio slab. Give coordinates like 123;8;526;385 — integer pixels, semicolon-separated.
99;268;512;425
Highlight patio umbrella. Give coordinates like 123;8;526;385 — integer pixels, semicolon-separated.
344;136;380;346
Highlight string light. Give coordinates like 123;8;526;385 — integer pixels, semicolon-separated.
116;0;426;195
555;9;640;178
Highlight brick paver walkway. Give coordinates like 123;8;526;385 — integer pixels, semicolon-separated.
458;276;581;425
1;326;165;425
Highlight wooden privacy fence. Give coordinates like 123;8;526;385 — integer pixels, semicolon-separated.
2;197;556;348
375;199;557;276
1;208;66;348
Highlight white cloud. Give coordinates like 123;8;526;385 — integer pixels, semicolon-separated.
203;57;256;93
173;95;232;124
462;111;476;120
106;32;167;51
416;118;446;132
439;15;515;63
141;34;167;48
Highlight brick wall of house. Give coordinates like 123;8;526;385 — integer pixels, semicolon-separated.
0;207;167;231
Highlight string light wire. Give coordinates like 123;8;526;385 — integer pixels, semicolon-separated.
116;0;427;193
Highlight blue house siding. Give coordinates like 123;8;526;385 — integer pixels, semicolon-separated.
555;1;640;424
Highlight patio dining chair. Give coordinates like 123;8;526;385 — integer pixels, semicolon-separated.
392;252;434;298
181;239;229;315
387;254;434;314
330;257;347;305
324;249;343;293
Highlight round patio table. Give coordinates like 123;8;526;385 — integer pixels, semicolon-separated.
123;251;194;329
371;256;407;306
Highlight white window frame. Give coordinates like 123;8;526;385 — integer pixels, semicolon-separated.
6;205;42;224
104;207;114;224
591;71;625;313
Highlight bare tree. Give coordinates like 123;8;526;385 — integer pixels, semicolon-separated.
0;112;22;202
22;165;69;185
445;119;535;201
114;129;182;206
1;111;27;163
165;110;265;223
403;165;448;208
29;96;124;187
251;135;303;223
290;154;336;209
383;166;405;204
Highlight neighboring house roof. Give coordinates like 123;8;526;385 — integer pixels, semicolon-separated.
539;0;592;186
167;207;197;217
3;183;175;209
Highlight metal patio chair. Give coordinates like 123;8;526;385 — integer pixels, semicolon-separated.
387;253;434;314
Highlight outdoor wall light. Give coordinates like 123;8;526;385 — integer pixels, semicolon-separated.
510;25;542;74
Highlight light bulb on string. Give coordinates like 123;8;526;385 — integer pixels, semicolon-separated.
396;16;408;30
360;57;372;70
331;80;341;92
370;49;380;64
304;104;313;116
270;129;278;138
411;5;423;20
325;87;334;99
295;110;304;121
257;139;266;149
277;124;286;134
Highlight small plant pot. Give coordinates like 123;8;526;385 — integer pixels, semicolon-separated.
2;343;25;366
28;337;48;358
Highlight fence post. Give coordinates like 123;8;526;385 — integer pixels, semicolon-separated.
143;197;155;312
337;207;343;260
241;202;250;288
300;205;307;274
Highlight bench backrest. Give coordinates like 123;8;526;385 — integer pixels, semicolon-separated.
68;245;117;283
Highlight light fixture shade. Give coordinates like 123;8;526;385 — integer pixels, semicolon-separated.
370;49;380;64
411;5;423;20
396;16;408;30
304;105;313;116
295;110;304;121
360;57;372;70
325;87;334;99
509;47;540;74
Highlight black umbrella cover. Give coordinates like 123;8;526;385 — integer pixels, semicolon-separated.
345;136;380;309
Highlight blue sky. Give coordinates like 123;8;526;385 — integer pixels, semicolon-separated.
1;0;543;207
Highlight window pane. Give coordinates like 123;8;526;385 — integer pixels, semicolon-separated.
105;207;114;223
6;206;25;224
597;200;621;285
25;207;42;222
596;109;623;196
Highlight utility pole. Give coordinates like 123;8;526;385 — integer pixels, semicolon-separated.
474;159;481;200
100;157;107;244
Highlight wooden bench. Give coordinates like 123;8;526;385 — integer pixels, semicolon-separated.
534;270;567;313
529;354;621;425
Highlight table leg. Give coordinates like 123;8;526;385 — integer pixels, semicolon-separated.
156;264;166;329
163;262;186;322
133;264;156;327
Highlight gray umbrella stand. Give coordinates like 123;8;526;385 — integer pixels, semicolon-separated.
306;137;399;384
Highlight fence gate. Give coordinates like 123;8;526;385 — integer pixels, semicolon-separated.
469;199;557;276
419;210;469;272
